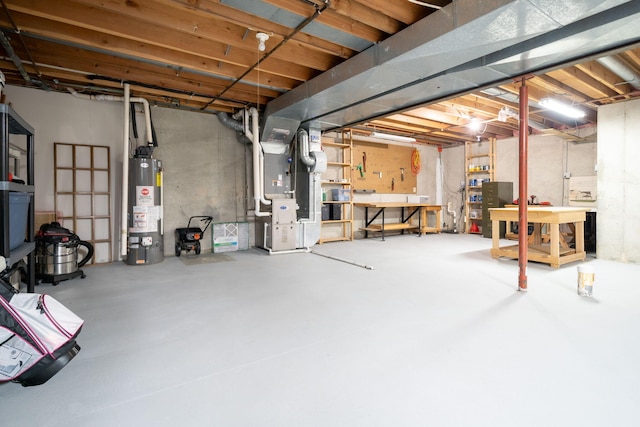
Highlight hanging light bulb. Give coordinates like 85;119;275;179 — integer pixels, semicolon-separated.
256;32;269;52
467;117;482;132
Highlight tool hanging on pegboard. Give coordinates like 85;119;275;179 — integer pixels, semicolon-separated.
362;152;367;172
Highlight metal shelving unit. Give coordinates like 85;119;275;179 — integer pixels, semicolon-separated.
0;104;36;292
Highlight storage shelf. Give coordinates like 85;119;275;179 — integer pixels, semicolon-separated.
321;141;350;148
0;181;35;192
321;219;352;224
467;153;492;159
465;139;495;235
318;236;352;243
319;131;353;243
3;242;35;266
1;104;37;293
321;180;351;185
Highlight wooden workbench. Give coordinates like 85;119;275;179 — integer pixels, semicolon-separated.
355;202;441;240
489;206;588;268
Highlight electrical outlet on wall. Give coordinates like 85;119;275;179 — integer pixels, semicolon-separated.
563;172;571;179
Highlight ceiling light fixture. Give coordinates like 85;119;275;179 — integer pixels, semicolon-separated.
539;98;586;119
407;0;443;9
370;131;417;143
467;117;482;132
256;32;269;52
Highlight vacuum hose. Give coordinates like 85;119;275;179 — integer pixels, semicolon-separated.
77;241;94;268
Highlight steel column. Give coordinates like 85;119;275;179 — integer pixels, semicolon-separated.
518;80;529;292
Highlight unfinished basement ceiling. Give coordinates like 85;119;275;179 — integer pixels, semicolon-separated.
1;0;640;147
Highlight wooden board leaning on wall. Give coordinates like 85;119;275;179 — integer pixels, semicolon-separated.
352;141;418;194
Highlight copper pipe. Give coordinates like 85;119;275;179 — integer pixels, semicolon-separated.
518;79;529;292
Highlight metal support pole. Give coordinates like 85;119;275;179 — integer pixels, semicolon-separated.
518;79;529;292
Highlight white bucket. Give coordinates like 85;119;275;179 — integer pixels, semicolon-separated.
577;264;595;297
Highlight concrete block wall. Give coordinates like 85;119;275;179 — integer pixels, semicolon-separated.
442;133;597;232
496;133;597;207
4;86;247;261
152;107;249;254
5;84;638;262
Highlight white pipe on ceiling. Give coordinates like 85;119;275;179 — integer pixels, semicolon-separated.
67;86;154;259
245;107;271;217
597;56;640;90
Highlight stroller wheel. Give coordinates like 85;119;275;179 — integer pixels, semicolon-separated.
175;243;182;257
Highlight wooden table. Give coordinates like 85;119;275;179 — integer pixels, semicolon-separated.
355;202;441;240
489;207;588;268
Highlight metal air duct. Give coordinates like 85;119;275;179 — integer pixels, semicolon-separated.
262;0;640;138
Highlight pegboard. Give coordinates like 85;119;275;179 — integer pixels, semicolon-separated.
352;141;418;194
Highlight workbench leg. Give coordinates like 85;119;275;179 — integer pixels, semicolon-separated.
491;219;500;259
381;209;385;241
364;207;369;239
550;223;560;268
533;223;542;245
575;220;585;253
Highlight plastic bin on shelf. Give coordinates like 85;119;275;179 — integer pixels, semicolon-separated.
9;192;30;250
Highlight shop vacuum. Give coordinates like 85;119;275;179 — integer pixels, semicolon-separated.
0;257;83;386
35;222;94;286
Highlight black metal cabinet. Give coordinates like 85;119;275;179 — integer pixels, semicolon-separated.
0;104;36;292
585;211;596;252
482;182;513;238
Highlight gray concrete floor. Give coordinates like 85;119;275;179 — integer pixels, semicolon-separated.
1;233;639;426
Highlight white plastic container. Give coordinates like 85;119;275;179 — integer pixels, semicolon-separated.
577;264;595;297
